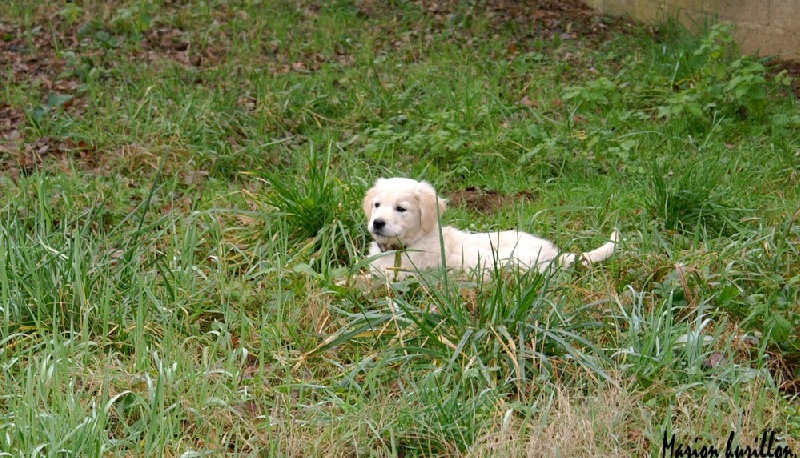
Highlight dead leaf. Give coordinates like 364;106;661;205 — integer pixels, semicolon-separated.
236;215;259;226
703;352;725;369
520;95;538;107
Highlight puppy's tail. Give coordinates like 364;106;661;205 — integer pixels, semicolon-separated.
559;230;621;268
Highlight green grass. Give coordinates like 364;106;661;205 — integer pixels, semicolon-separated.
1;1;799;456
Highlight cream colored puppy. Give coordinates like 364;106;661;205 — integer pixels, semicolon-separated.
363;177;619;279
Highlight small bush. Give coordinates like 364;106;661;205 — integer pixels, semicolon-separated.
644;156;746;236
657;23;769;123
259;144;363;270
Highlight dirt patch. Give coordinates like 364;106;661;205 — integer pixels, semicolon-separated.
360;0;632;67
447;186;535;214
771;350;800;395
475;0;624;42
769;59;800;99
0;104;24;142
0;22;69;86
0;17;90;143
359;0;626;41
136;24;231;69
0;17;100;177
138;26;193;66
0;136;100;181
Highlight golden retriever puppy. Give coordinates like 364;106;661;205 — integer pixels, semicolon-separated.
363;177;619;279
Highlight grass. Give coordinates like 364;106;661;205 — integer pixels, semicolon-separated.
1;1;799;456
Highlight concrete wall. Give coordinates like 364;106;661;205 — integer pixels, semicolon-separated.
583;0;800;59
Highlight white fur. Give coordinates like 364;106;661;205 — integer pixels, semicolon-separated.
363;177;619;279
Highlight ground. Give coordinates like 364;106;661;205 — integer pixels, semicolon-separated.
1;1;799;456
3;0;798;176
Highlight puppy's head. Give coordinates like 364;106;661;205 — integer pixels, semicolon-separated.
363;178;447;250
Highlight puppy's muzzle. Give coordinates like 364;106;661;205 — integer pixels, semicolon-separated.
371;219;386;235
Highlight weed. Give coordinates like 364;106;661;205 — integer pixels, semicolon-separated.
657;24;770;123
258;144;364;271
563;76;622;113
644;155;746;236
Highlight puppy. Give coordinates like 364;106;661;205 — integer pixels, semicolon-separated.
363;177;619;280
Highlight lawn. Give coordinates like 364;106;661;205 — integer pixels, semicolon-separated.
1;0;799;456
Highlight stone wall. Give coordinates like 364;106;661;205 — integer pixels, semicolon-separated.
583;0;800;59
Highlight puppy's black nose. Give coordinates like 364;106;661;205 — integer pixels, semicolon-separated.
372;219;385;232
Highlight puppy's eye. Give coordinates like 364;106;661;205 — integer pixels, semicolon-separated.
374;202;380;208
396;206;407;212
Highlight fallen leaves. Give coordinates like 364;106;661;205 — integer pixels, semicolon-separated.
1;136;99;180
0;104;24;144
0;16;89;157
420;0;620;42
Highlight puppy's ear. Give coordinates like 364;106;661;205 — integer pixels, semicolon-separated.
363;185;378;220
417;181;447;232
